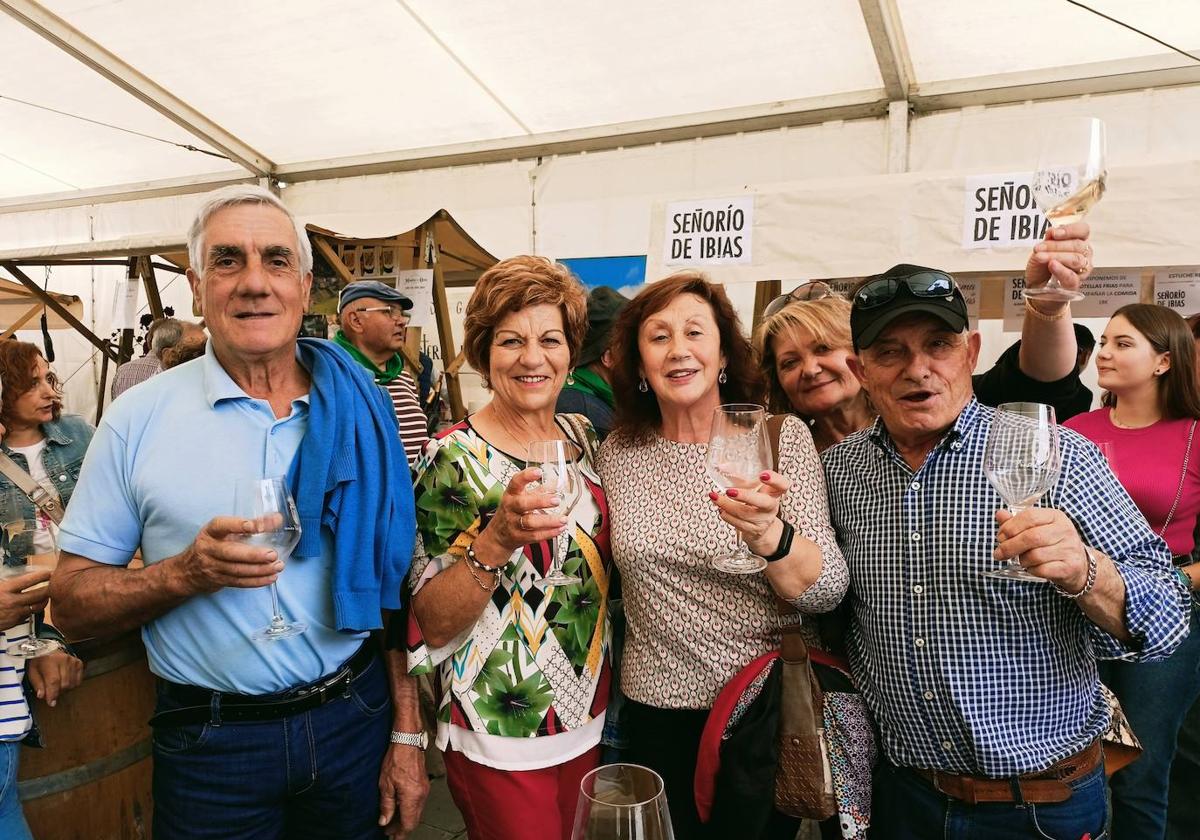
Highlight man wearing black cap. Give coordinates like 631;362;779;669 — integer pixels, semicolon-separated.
336;281;429;466
822;263;1189;838
555;286;628;441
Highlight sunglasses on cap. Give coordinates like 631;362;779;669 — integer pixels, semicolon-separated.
763;281;837;319
853;270;958;310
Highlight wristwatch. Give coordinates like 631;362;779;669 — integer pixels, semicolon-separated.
761;520;796;563
390;730;429;750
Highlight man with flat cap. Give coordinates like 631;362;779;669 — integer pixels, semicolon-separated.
555;286;629;442
336;281;429;465
822;262;1190;838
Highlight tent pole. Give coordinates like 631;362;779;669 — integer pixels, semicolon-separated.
138;256;165;320
426;225;464;421
0;261;119;363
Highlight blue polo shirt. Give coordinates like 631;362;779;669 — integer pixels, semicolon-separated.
59;345;365;694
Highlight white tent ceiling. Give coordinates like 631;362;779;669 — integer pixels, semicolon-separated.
2;0;1199;209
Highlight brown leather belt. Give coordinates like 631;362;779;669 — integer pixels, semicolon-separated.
911;740;1103;805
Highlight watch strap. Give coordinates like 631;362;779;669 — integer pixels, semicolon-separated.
390;730;428;749
761;520;795;563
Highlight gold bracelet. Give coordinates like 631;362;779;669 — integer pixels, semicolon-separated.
1024;298;1069;322
464;542;501;591
465;557;500;592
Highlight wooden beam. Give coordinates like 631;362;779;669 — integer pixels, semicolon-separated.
0;302;44;340
751;280;781;336
0;262;119;363
137;256;165;320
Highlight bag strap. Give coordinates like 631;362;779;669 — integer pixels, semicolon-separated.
1158;419;1196;538
766;413;787;470
558;413;597;463
0;452;63;524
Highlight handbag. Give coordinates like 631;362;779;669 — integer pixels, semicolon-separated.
774;623;837;819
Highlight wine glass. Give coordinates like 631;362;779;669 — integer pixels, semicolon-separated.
571;763;674;840
233;477;307;641
528;440;584;587
0;518;62;659
982;403;1062;582
1026;116;1106;304
706;404;772;575
1097;442;1120;481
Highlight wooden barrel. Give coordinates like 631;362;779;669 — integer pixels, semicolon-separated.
18;633;155;840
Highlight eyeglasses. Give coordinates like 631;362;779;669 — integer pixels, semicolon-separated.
853;271;958;310
355;305;409;321
763;281;837;319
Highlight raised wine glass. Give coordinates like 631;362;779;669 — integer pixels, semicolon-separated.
528;439;584;587
0;518;62;659
1026;116;1106;304
570;763;675;840
234;477;307;641
982;403;1062;582
706;404;772;575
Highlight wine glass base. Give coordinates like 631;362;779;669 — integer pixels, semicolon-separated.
6;638;63;659
982;566;1050;583
252;621;308;643
543;572;582;587
1022;287;1085;304
712;554;768;575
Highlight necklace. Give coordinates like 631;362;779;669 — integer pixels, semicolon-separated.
1109;408;1158;430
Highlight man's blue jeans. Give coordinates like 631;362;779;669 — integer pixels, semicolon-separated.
871;758;1109;839
151;654;392;840
1102;603;1200;840
0;740;32;840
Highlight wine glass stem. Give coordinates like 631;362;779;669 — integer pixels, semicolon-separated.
23;615;34;645
1006;504;1028;568
268;583;286;626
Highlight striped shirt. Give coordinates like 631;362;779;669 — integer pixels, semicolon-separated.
822;397;1190;776
383;371;428;466
110;354;162;400
0;631;31;741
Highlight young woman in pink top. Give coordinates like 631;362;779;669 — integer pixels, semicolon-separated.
1065;303;1200;840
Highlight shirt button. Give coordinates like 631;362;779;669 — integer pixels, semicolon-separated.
914;638;925;648
911;481;921;490
951;442;962;450
923;690;935;700
57;474;67;481
942;740;953;751
913;584;924;594
910;532;921;541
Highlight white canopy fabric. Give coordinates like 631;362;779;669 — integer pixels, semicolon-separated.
2;0;1199;202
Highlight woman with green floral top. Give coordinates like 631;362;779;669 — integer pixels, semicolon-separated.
406;256;610;840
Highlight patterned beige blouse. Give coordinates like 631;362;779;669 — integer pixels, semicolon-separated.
596;414;848;709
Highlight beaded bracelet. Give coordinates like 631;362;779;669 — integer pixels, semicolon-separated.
1056;546;1098;600
465;542;501;592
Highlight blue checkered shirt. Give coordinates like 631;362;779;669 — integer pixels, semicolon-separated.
822;397;1190;776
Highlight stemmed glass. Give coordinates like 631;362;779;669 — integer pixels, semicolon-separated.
706;404;772;575
528;440;584;587
1026;116;1106;303
0;518;62;659
571;763;675;840
982;403;1062;582
234;477;307;641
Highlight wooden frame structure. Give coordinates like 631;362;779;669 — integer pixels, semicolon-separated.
307;209;499;421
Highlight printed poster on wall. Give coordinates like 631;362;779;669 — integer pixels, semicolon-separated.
110;275;140;329
1153;268;1200;316
396;269;434;328
962;173;1052;250
1001;274;1028;332
663;196;754;266
1073;271;1141;320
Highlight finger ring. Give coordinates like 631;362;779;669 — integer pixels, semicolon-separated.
519;514;530;531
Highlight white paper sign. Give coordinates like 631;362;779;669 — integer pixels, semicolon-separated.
396;269;434;329
663;196;754;266
1153;268;1200;315
1001;274;1028;332
110;275;140;329
958;277;981;327
1074;271;1141;319
962;173;1052;250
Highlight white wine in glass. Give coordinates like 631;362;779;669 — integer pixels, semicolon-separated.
571;763;675;840
982;403;1062;582
528;439;584;587
1026;116;1106;304
0;518;61;659
706;405;771;575
234;477;307;642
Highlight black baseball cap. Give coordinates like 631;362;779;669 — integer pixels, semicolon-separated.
850;265;968;351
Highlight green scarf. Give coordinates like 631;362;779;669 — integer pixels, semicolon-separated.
334;330;404;384
562;366;614;409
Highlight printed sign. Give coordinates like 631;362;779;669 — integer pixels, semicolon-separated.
397;269;434;329
962;173;1052;250
1074;271;1141;319
110;275;140;329
1001;274;1028;332
1153;268;1200;316
664;196;754;266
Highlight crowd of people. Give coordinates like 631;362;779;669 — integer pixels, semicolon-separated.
0;182;1193;840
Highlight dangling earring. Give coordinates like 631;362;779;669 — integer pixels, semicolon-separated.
566;369;575;386
638;377;648;393
718;367;727;385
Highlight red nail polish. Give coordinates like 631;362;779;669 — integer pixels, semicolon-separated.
727;488;739;498
708;491;719;501
760;472;771;482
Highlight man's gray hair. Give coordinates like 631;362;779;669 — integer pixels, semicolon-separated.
149;318;198;359
186;184;313;278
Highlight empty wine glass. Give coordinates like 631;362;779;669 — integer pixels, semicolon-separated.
0;518;62;659
706;404;772;575
571;763;674;840
982;403;1062;582
1026;116;1106;304
234;477;307;641
528;440;584;587
1097;441;1120;481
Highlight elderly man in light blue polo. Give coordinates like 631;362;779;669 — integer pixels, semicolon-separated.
49;185;429;840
